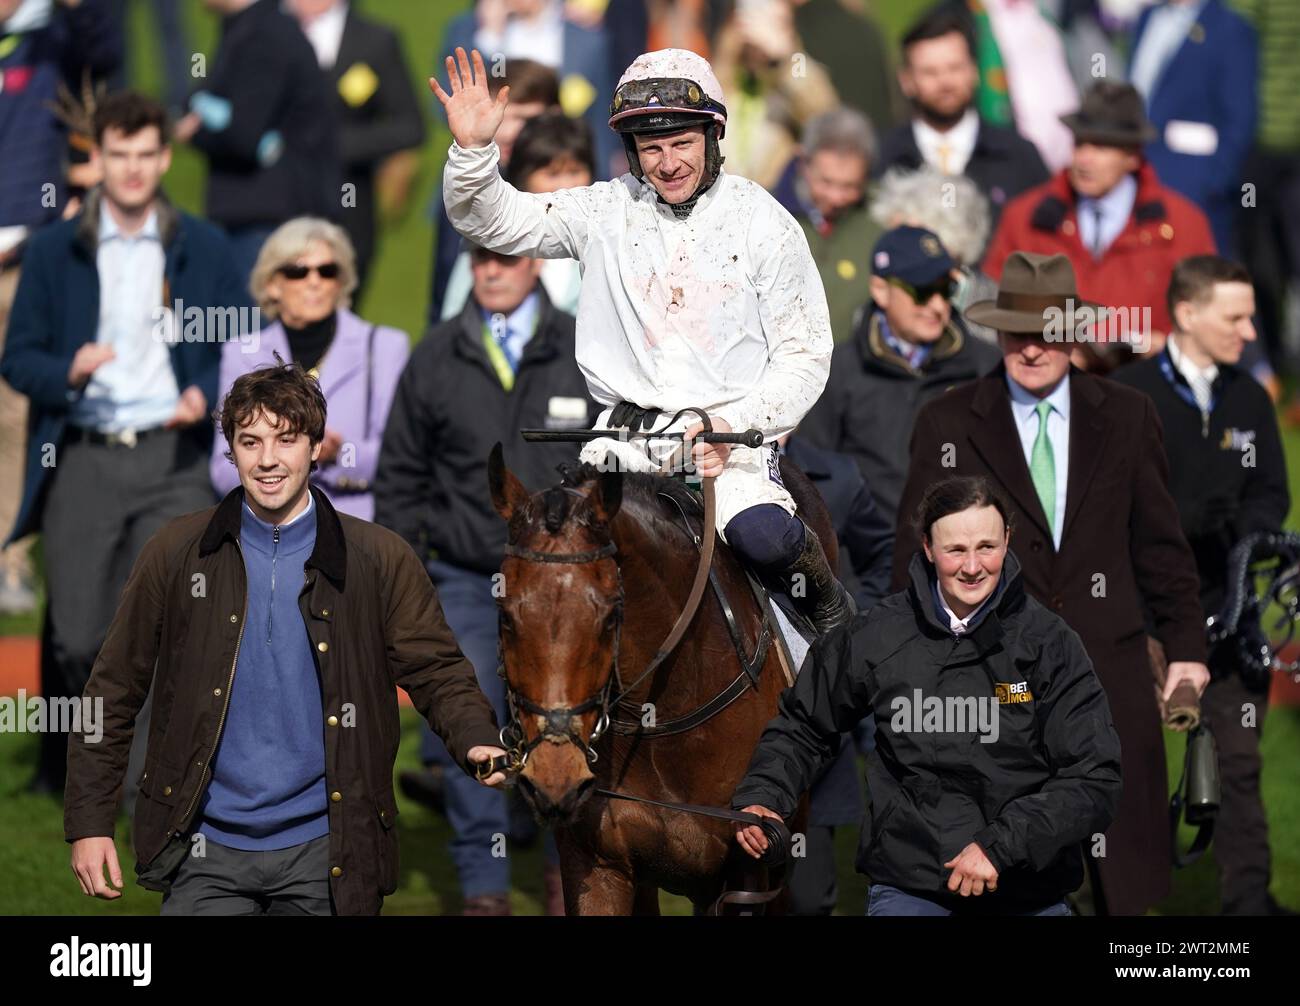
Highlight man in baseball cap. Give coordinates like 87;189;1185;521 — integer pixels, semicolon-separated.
801;225;999;530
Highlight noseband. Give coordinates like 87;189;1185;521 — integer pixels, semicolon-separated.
494;538;623;773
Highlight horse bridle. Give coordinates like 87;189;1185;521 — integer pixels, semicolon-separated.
479;415;793;902
490;536;623;774
479;484;792;888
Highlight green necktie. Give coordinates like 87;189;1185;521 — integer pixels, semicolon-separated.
1030;400;1056;534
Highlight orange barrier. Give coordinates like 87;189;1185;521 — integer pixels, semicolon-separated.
0;636;38;696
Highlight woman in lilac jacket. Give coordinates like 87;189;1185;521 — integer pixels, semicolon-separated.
211;217;409;521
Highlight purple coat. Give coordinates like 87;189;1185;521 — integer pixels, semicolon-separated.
210;308;410;521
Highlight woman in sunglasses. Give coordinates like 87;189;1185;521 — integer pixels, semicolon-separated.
209;217;410;521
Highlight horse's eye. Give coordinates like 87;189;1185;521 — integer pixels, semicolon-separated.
603;609;621;633
499;611;516;634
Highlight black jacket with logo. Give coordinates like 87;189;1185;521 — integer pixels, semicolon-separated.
375;289;598;574
733;550;1122;911
799;304;1001;528
1113;352;1289;617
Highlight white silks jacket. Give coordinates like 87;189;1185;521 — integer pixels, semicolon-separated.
442;140;833;444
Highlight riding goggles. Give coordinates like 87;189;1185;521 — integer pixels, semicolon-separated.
609;77;726;128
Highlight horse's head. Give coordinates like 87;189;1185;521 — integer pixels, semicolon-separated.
488;444;624;823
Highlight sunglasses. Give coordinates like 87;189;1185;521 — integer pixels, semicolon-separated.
888;275;956;306
278;262;340;281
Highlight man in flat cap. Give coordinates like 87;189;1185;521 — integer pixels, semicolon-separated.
982;82;1215;346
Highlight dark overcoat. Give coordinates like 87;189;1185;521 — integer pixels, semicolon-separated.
892;365;1207;915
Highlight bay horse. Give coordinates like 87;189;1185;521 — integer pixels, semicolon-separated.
486;443;837;915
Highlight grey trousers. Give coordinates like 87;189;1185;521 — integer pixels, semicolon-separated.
43;428;214;803
160;835;335;916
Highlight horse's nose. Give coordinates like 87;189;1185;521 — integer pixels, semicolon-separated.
517;742;595;822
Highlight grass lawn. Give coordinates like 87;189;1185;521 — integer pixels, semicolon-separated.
0;1;1292;916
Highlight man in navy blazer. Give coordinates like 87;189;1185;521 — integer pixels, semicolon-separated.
1129;0;1258;254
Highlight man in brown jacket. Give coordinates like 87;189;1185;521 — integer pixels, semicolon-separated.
892;252;1210;916
65;362;506;915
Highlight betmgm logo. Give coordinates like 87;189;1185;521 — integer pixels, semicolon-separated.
994;681;1033;704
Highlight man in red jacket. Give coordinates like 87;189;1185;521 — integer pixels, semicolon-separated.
982;81;1214;350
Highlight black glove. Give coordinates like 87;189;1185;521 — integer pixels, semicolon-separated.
609;401;662;432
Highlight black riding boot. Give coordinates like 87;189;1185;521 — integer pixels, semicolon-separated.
780;525;857;635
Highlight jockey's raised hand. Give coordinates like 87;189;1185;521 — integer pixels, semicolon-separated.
429;47;509;150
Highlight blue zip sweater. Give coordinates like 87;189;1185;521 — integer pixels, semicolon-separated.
199;494;329;850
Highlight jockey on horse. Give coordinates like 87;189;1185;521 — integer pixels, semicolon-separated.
433;46;855;634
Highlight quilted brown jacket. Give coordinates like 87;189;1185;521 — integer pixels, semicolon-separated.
64;484;500;914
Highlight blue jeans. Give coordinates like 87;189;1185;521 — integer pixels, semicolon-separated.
421;560;511;899
866;884;1073;916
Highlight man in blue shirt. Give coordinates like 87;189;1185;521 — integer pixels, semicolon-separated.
1;91;248;797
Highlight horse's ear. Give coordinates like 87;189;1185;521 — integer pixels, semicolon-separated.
589;456;622;525
488;442;529;521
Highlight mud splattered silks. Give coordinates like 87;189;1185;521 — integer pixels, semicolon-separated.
443;140;831;439
442;140;832;528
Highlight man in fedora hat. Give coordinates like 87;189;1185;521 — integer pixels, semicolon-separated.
982;81;1215;345
892;250;1211;916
